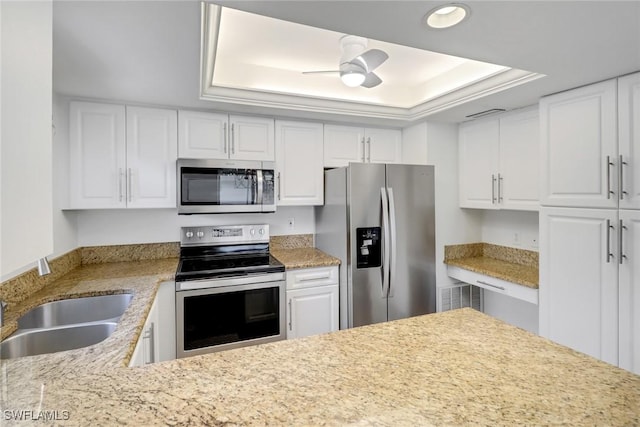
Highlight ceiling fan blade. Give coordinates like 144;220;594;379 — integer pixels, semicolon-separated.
361;72;382;88
302;70;340;74
353;49;389;72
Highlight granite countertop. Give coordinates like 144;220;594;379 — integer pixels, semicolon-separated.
0;258;178;370
4;308;640;426
271;247;340;269
444;243;539;289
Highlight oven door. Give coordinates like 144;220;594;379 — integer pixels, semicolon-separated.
176;274;286;358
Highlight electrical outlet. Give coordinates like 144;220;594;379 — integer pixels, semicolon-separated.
531;238;538;249
513;232;520;244
287;218;295;229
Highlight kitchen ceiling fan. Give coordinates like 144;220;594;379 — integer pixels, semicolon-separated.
303;35;389;88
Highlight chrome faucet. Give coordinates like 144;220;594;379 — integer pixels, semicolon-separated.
0;300;7;328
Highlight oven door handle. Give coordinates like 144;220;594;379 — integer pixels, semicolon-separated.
256;169;264;205
175;272;285;291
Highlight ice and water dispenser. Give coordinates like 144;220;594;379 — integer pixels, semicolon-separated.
356;227;382;268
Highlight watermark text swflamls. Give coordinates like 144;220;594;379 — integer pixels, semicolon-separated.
3;410;70;422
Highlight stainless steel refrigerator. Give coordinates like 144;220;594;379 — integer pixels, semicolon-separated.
315;163;436;329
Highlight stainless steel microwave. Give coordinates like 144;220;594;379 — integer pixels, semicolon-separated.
177;159;276;214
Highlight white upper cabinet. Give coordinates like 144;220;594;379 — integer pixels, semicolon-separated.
275;120;324;206
458;118;500;209
69;102;177;209
178;110;274;161
540;79;618;208
459;107;540;211
499;108;540;210
324;125;401;167
619;72;640;210
126;106;178;208
178;111;227;159
70;102;127;209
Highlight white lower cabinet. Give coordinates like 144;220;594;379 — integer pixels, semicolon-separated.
619;209;640;374
285;266;339;339
129;281;176;367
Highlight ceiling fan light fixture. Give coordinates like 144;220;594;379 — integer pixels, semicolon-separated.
425;3;470;29
340;70;366;87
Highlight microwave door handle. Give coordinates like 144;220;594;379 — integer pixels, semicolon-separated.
256;170;264;205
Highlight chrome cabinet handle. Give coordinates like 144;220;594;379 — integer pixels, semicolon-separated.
231;123;235;154
288;299;292;331
606;156;615;199
498;173;503;203
223;122;228;154
477;280;505;291
361;137;366;162
620;155;628;200
277;172;281;200
606;219;614;263
143;322;155;365
491;174;497;204
366;137;371;162
619;219;627;265
127;168;133;203
118;168;124;202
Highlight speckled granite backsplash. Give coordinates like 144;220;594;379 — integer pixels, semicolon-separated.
445;243;538;268
270;234;314;250
0;242;179;304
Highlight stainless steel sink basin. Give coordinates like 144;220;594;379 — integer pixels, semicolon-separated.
16;293;133;330
0;322;117;359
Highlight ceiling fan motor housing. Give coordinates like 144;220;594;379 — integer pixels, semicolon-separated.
340;35;368;65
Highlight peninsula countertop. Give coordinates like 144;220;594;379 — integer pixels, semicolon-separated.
4;305;640;425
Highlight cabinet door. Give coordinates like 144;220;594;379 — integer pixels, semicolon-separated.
177;110;228;159
128;298;159;367
287;285;339;339
275;121;324;205
324;125;364;167
458;119;500;209
126;106;177;208
619;209;640;374
69;102;126;209
539;207;619;365
229;115;275;161
619;72;640;210
540;79;618;208
365;128;402;164
499;108;539;211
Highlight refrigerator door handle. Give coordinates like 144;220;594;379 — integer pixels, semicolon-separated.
380;187;391;298
387;187;397;297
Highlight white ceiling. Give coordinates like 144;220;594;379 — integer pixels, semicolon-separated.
213;7;512;108
53;1;640;125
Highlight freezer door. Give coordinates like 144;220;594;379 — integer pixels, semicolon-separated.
349;163;388;327
386;164;436;321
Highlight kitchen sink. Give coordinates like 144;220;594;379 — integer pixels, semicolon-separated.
0;322;117;359
16;293;133;330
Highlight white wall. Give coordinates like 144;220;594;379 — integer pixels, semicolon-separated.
52;94;78;257
1;1;54;280
480;210;539;251
76;206;315;247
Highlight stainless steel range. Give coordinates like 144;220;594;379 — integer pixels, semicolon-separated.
175;224;285;358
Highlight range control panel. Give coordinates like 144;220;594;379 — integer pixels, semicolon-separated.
180;224;269;246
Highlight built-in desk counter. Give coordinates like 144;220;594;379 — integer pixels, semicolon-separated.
444;243;538;304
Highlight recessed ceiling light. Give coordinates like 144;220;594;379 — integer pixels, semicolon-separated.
425;4;470;29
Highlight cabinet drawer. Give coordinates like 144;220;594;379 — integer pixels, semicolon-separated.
286;266;338;290
447;265;538;305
